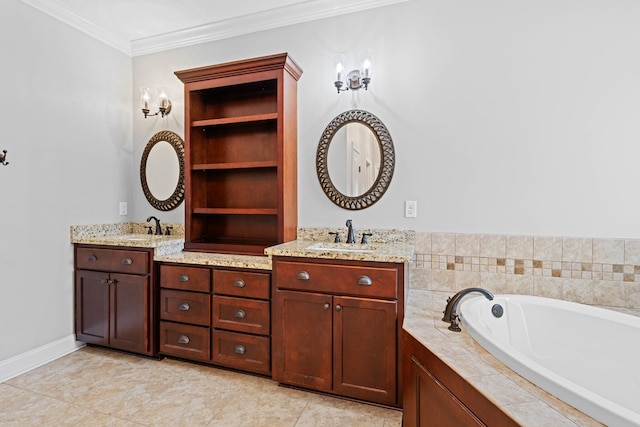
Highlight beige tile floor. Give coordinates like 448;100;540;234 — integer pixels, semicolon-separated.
0;346;403;426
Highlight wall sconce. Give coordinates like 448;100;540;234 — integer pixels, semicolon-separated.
333;50;372;93
140;87;172;118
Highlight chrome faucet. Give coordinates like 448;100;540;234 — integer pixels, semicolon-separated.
442;287;494;332
146;216;162;235
346;219;356;243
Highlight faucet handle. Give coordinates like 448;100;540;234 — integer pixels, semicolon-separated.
165;226;173;236
328;232;340;243
361;233;372;244
146;226;153;235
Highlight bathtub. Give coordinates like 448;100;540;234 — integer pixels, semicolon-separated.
459;294;640;427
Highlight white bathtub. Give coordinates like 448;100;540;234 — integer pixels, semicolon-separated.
459;294;640;427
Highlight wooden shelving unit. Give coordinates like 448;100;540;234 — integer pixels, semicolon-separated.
176;53;302;255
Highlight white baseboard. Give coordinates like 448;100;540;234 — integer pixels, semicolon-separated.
0;335;85;383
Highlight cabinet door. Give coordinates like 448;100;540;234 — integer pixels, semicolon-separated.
109;273;150;354
272;290;332;390
75;270;108;345
333;296;397;405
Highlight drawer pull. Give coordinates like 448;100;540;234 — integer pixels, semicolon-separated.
234;309;246;319
296;271;310;280
88;255;97;262
101;279;108;285
121;258;133;265
177;335;190;344
356;275;372;286
178;303;190;311
234;344;246;355
178;274;189;282
335;304;342;312
323;303;330;310
233;279;246;288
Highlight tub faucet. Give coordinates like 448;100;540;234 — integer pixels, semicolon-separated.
146;216;162;235
346;219;355;243
442;287;494;332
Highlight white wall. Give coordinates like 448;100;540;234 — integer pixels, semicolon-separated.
133;0;640;239
0;0;133;362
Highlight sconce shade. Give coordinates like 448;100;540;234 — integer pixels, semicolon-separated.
140;86;171;118
332;50;372;93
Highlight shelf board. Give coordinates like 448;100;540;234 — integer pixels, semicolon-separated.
192;113;278;128
192;161;277;170
192;208;278;215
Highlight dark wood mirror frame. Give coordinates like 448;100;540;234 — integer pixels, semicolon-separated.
140;130;185;211
316;109;395;210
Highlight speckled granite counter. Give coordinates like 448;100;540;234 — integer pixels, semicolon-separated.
404;289;603;426
70;223;184;256
265;240;414;263
155;251;271;270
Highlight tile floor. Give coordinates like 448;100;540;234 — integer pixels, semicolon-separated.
0;346;403;426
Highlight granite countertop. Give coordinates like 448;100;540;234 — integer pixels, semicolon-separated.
264;239;414;263
155;251;271;270
403;289;603;427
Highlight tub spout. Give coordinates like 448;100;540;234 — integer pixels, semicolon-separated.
442;287;494;332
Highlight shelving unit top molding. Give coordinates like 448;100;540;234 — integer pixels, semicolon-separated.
175;53;303;84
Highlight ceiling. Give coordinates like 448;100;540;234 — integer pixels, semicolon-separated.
20;0;409;56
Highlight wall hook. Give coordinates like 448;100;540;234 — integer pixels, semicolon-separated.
0;150;8;166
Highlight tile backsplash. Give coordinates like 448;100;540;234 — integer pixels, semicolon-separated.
410;232;640;312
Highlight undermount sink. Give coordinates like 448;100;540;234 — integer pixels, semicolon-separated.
306;242;378;253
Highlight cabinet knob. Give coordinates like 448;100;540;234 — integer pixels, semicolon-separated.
101;279;108;285
88;255;97;262
108;279;115;285
234;309;246;319
296;271;310;280
178;303;190;311
234;344;246;355
323;303;331;310
178;274;189;282
178;335;190;344
121;258;133;265
335;304;342;312
356;275;372;286
233;279;246;288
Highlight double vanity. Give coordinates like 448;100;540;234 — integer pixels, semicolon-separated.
71;223;413;408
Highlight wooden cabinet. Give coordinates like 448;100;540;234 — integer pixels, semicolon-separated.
175;53;302;255
402;331;519;427
272;257;405;407
74;245;155;356
158;263;272;375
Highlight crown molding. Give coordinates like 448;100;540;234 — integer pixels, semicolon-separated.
20;0;131;55
21;0;411;57
132;0;411;56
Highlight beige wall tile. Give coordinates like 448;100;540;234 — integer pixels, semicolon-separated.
562;237;592;263
409;268;431;290
414;232;431;254
625;239;640;265
592;280;625;307
430;269;456;292
455;271;481;290
562;279;594;304
533;277;563;299
432;233;455;255
480;235;506;258
506;275;533;295
506;236;533;260
480;272;507;293
533;236;562;261
455;234;480;256
592;239;624;264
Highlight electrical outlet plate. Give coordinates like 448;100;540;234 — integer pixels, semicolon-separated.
405;200;417;218
119;202;127;216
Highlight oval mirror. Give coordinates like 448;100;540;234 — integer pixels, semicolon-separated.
317;110;394;210
140;130;185;211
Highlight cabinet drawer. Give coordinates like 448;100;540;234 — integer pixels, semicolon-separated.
159;321;210;361
211;330;270;375
212;296;270;335
214;270;270;300
275;260;398;299
76;247;149;275
160;265;211;292
160;289;211;326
